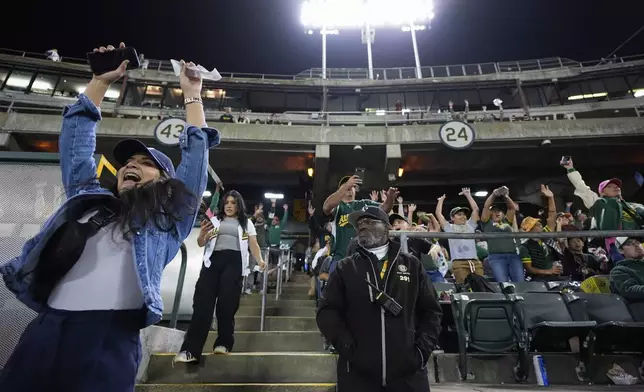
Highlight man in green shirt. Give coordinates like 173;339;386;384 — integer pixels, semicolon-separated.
322;175;397;270
267;199;288;265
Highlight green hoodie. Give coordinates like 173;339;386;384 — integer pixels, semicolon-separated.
610;259;644;302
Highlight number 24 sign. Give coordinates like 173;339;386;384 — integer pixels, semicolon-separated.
438;121;476;150
154;118;186;146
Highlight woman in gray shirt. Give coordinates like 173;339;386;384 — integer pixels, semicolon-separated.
175;190;265;364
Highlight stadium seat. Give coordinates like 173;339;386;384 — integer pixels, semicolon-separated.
499;281;547;293
434;282;456;294
517;292;596;352
450;292;528;381
572;293;644;376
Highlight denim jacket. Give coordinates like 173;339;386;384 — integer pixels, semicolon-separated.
0;94;220;327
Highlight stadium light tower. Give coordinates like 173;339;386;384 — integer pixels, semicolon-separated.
300;0;435;80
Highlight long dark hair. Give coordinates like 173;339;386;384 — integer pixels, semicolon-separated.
114;175;197;239
218;190;248;232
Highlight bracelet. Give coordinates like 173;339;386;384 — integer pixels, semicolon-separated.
184;97;203;106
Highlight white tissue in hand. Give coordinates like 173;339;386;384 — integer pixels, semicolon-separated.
170;59;222;81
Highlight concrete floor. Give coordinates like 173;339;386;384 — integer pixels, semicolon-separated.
432;384;639;391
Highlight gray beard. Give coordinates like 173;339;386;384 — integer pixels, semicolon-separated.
358;232;386;248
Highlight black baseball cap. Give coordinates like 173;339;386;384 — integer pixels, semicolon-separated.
389;213;408;225
348;206;390;228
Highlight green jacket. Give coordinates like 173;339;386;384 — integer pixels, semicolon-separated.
590;198;644;230
610;259;644;302
268;206;288;246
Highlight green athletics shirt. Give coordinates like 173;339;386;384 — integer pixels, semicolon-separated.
482;218;518;254
520;239;556;274
332;199;380;259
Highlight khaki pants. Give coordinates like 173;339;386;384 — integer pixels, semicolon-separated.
308;276;316;297
452;259;484;284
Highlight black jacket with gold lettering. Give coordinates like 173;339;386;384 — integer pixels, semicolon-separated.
316;240;442;387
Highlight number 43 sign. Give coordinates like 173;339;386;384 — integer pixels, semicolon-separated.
154;118;186;146
439;121;476;150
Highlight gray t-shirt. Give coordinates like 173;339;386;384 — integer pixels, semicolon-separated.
443;219;478;261
215;217;241;251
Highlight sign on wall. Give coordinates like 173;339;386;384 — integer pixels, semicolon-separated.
438;121;476;150
154;118;186;146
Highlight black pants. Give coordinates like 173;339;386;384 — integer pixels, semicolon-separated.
181;250;242;359
337;356;430;392
0;308;143;392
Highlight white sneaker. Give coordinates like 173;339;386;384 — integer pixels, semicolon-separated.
213;346;229;355
245;288;252;295
172;351;197;367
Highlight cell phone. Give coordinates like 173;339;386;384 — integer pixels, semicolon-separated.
354;167;365;190
354;167;365;182
86;47;140;76
560;156;571;166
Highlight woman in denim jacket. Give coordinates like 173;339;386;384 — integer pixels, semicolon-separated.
0;43;219;391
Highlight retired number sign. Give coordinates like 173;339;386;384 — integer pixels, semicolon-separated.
439;121;476;150
154;118;186;146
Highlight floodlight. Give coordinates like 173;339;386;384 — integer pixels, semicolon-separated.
300;0;434;28
265;193;284;199
474;191;489;198
203;190;212;197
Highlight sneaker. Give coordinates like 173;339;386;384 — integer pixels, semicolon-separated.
172;351;197;367
245;288;252;295
214;346;229;355
328;344;338;354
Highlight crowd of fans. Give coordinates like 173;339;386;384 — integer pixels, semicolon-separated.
307;157;644;339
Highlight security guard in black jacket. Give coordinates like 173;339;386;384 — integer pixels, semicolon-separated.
317;206;442;391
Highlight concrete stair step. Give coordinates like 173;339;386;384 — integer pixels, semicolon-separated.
171;316;318;332
203;331;324;352
239;298;314;307
228;316;317;331
236;306;316;317
147;353;336;384
136;384;334;392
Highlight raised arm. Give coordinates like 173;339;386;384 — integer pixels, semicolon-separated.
562;158;599;209
208;182;221;213
173;61;220;240
460;188;480;223
323;175;360;215
397;196;404;216
435;194;448;228
481;192;496;222
505;195;518;224
60;43;132;198
541;184;557;231
281;204;289;225
380;187;400;214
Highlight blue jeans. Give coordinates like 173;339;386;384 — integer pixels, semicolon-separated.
488;253;524;282
0;307;143;392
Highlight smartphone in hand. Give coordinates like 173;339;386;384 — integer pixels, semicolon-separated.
354;167;365;190
560;156;572;166
86;47;140;75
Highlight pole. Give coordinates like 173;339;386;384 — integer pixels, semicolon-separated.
366;23;374;80
322;25;327;80
410;25;423;79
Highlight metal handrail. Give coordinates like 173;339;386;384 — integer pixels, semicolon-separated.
393;229;644;240
3;47;644;82
168;243;188;329
259;247;270;332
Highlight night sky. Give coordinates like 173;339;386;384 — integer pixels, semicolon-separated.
2;0;643;75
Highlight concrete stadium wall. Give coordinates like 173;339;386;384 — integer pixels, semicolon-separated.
1;112;643;145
